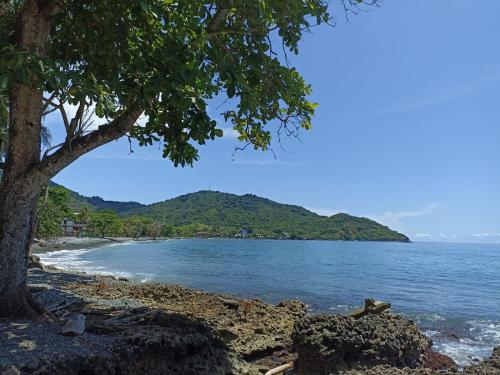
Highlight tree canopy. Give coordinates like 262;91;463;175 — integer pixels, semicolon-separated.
0;0;345;172
0;0;379;318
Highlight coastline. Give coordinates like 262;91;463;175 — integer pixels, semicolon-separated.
2;266;498;374
12;239;498;374
31;236;411;257
1;258;498;373
31;236;164;255
31;237;129;254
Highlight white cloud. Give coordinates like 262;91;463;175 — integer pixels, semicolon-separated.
413;233;433;238
437;233;458;239
218;127;239;140
409;232;500;243
365;203;438;230
471;233;500;238
368;73;500;116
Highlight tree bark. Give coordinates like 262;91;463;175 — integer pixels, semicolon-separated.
0;1;141;318
0;0;60;318
0;185;41;318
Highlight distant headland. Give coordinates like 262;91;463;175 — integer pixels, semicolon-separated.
48;183;409;242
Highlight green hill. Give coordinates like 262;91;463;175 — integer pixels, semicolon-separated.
127;190;409;242
49;182;146;214
48;184;409;242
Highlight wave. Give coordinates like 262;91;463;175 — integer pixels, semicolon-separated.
38;245;155;282
424;319;500;367
39;249;92;270
36;240;500;368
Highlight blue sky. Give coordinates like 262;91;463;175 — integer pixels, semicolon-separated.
48;1;500;243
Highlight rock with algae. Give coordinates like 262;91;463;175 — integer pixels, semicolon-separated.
292;313;431;375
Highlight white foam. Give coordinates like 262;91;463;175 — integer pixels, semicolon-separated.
39;249;92;270
468;319;500;342
38;246;153;281
412;312;446;322
425;319;500;367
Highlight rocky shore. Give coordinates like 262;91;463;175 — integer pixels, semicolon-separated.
31;237;136;254
0;266;498;374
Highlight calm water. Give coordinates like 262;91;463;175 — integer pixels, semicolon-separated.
39;239;500;366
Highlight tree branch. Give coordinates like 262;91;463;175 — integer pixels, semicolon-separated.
58;104;70;131
29;107;142;186
66;100;86;142
42;91;58;112
207;6;229;34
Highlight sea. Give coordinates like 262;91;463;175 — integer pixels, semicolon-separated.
38;239;500;367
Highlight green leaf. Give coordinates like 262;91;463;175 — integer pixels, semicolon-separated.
103;97;116;112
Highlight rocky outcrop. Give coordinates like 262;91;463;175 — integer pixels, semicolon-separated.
463;346;500;375
5;268;495;375
422;347;457;371
343;347;500;374
292;313;431;375
0;313;251;375
0;268;309;375
27;255;45;270
64;274;307;361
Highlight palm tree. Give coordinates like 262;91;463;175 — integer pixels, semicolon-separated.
40;125;52;148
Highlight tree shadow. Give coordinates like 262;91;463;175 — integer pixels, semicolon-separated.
0;270;244;374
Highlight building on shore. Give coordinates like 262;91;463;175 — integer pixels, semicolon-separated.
61;218;87;237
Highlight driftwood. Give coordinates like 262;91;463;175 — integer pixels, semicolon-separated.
348;298;391;319
47;300;78;313
103;309;158;325
264;362;294;375
62;313;86;336
28;285;49;293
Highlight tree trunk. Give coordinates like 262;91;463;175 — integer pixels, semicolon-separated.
0;1;140;319
0;0;61;319
0;183;42;318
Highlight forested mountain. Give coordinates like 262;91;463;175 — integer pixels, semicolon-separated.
48;184;408;242
49;182;145;214
128;191;410;242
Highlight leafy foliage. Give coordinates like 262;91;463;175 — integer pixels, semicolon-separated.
36;185;409;241
36;185;72;238
122;215;160;239
129;191;409;241
49;182;146;214
0;0;338;168
86;210;123;238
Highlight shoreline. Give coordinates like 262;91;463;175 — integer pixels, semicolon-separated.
31;236;411;256
24;238;500;374
32;237;128;254
1;266;498;374
31;236;163;254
